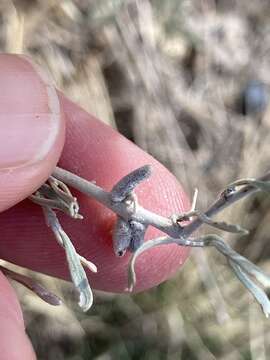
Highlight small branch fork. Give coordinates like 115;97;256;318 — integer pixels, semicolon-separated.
10;165;270;315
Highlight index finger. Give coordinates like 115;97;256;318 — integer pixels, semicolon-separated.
0;94;191;293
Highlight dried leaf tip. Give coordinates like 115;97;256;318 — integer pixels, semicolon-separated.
30;176;83;219
0;265;62;306
111;165;152;203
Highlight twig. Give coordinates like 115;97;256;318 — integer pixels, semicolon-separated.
53;166;177;235
182;172;270;237
127;233;270;316
28;165;270;316
53;167;270;239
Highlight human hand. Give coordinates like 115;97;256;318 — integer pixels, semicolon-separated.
0;54;190;358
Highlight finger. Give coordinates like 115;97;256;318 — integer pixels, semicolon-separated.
0;54;65;212
0;271;36;359
0;93;190;293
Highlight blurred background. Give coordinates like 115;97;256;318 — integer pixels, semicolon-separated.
1;0;270;359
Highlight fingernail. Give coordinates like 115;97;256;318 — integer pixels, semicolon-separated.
0;54;60;170
0;54;65;212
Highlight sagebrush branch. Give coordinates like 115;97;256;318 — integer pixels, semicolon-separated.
53;166;178;237
52;166;270;243
27;165;270;316
182;172;270;238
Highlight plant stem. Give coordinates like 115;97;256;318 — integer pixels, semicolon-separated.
44;165;270;315
53;167;178;236
182;170;270;237
53;167;270;242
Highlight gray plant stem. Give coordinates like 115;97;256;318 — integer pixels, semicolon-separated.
53;167;270;241
53;167;178;236
182;170;270;238
50;165;270;315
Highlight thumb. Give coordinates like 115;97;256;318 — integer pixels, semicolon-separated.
0;54;65;212
0;53;65;359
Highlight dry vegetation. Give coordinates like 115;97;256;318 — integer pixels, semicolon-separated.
1;0;270;359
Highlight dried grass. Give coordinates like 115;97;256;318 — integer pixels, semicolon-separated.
1;0;270;358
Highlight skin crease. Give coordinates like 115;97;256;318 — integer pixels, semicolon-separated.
0;54;190;358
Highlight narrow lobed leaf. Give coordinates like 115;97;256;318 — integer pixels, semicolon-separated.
58;229;93;312
229;178;270;193
196;212;249;234
229;260;270;318
111;165;151;203
43;207;94;312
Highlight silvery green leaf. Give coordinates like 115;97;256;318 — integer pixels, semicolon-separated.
43;207;93;312
249;180;270;192
229;178;270;192
196;212;248;234
59;229;93;311
229;260;270;318
111;165;151;202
